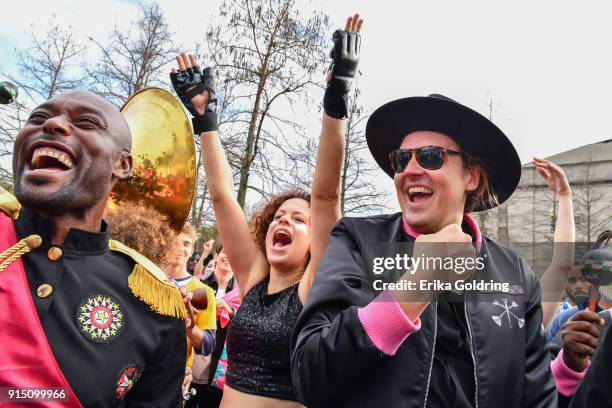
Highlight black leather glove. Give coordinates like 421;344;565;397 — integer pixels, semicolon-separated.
323;30;361;119
170;66;218;134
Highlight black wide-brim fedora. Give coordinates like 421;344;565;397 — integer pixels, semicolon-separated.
366;94;521;211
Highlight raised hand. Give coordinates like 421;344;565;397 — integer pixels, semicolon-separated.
170;52;218;134
414;223;478;288
324;13;364;119
202;239;214;258
561;310;604;371
182;367;193;390
534;157;571;197
179;286;196;330
216;298;234;316
392;223;477;321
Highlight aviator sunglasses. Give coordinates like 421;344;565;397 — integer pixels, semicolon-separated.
389;146;465;173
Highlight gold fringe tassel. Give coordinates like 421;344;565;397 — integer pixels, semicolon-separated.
0;235;41;272
128;264;186;319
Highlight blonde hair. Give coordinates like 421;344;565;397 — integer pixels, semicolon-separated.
180;222;198;245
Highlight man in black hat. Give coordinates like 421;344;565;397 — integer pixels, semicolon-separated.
291;95;556;407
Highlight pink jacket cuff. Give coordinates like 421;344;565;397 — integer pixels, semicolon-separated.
551;349;589;396
358;290;421;356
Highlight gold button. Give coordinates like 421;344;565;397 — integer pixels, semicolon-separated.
36;284;53;298
24;235;42;249
47;247;63;261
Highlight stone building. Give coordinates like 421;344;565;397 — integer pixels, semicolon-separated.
471;140;611;273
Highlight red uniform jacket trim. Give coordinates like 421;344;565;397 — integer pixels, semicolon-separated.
0;212;82;407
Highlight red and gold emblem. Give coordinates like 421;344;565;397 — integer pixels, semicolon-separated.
115;364;141;400
76;294;125;343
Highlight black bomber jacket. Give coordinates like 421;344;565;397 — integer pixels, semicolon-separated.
291;213;557;408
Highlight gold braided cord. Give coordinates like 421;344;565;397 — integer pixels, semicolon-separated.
0;235;42;272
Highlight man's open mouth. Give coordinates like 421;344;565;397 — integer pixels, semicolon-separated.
31;147;75;171
27;143;77;173
272;230;293;249
407;186;434;203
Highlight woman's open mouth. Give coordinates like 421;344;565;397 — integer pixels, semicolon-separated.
272;229;293;249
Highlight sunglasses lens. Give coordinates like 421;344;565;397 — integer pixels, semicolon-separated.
390;150;412;173
417;147;444;170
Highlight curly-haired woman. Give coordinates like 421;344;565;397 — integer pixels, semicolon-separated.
171;14;363;408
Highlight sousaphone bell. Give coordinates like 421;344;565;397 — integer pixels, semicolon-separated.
109;87;197;231
109;87;204;327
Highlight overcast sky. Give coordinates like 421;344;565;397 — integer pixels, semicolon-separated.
2;0;611;211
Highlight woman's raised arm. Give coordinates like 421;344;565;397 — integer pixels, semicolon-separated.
299;15;364;303
171;53;267;294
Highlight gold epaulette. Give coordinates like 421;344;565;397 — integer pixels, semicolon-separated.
109;239;186;319
0;188;20;220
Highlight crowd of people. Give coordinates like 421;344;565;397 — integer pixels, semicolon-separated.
1;11;611;408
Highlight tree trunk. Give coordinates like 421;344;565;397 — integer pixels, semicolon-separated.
340;118;352;215
236;75;265;208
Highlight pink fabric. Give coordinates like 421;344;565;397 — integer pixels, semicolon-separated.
551;349;589;396
462;214;482;245
211;352;228;389
401;217;423;238
402;214;482;242
401;213;482;251
358;290;421;356
216;286;241;328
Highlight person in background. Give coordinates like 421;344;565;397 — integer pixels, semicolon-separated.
534;158;577;329
187;252;201;275
193;238;215;280
165;222;217;390
568;309;612;407
546;231;612;342
565;266;591;308
201;251;218;282
548;237;612;407
187;245;238;408
106;201;177;270
210;285;241;405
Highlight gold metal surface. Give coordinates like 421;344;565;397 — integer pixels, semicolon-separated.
25;235;42;249
36;283;53;298
47;247;62;261
110;87;197;231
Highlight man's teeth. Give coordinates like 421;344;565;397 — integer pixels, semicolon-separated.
31;148;75;169
408;186;433;195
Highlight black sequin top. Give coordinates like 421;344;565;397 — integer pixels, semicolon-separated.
225;277;302;401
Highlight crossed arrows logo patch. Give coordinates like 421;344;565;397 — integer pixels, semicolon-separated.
491;298;524;328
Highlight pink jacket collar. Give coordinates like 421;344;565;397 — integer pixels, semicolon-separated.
401;214;482;245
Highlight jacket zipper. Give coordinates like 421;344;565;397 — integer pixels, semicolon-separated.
422;300;437;408
464;293;479;408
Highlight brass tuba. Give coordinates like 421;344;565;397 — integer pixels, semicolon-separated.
109;87;197;232
108;87;200;332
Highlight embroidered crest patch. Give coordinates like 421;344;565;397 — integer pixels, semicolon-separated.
76;293;125;343
115;364;141;400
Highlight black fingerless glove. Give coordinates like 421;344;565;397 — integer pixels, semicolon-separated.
324;30;361;119
170;66;219;134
